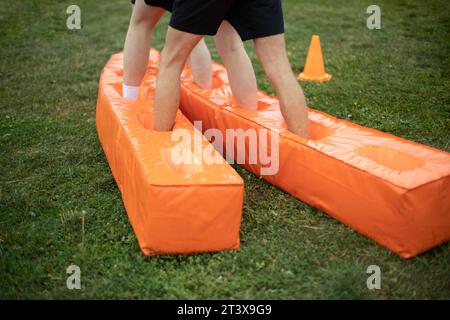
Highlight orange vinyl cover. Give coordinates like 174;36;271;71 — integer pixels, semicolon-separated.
96;50;244;256
179;59;450;258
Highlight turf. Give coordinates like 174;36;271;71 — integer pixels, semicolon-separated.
0;0;449;299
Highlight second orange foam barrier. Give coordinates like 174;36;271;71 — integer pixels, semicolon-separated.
178;53;450;259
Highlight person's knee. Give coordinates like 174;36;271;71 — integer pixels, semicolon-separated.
215;22;245;56
255;45;291;84
162;37;201;69
159;27;204;73
129;15;154;32
219;37;243;54
160;46;189;71
130;5;162;30
216;36;243;58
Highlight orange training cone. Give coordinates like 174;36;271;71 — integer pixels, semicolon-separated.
298;35;332;83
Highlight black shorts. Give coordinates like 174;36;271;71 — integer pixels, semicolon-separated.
130;0;174;12
170;0;284;41
131;0;284;41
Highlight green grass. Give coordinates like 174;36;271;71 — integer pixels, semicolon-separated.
1;0;449;299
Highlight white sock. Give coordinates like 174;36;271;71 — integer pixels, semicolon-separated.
122;83;139;101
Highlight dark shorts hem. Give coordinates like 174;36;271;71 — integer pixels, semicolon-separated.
235;26;285;42
168;22;217;37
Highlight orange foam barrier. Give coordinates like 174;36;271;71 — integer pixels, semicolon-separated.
96;50;243;256
179;60;450;258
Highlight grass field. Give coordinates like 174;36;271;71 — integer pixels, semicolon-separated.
1;0;449;299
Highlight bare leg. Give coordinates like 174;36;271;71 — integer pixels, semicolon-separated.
153;27;203;131
214;21;257;110
254;34;309;138
188;39;213;89
123;1;165;87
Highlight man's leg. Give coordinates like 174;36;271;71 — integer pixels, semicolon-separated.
214;21;257;110
188;39;213;89
153;26;203;131
253;34;309;137
123;1;165;99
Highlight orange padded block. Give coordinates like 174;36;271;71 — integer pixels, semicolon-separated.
179;61;450;258
96;51;243;256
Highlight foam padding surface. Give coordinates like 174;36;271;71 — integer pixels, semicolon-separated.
96;50;244;256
